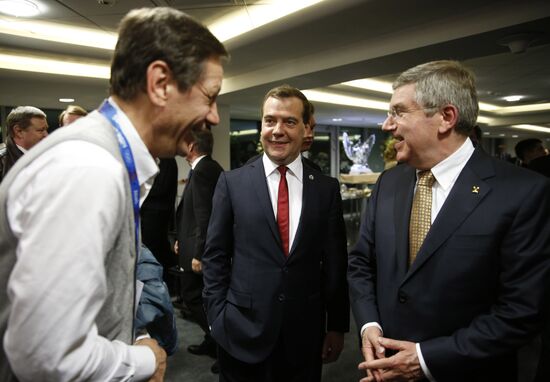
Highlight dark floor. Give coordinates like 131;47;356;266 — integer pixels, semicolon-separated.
164;312;365;382
164;310;541;382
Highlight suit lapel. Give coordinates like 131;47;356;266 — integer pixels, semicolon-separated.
249;160;282;251
288;161;311;258
394;166;416;279
176;166;193;218
403;148;494;282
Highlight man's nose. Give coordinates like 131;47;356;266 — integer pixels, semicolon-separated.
207;103;220;126
381;116;394;131
272;121;284;135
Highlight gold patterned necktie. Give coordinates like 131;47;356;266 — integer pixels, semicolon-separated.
409;170;436;266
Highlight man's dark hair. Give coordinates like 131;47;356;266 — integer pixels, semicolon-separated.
262;85;311;124
515;138;543;160
110;7;228;100
189;127;214;156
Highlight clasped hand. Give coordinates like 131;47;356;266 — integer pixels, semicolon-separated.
359;327;423;382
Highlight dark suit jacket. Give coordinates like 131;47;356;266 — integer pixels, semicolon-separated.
0;137;24;182
348;148;550;382
203;156;349;364
176;155;223;271
141;158;178;270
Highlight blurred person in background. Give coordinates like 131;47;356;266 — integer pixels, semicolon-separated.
0;106;48;181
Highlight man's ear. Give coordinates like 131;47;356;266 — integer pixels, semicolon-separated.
146;60;173;107
438;104;459;134
13;125;24;139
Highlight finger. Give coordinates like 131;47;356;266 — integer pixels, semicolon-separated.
362;340;375;364
366;356;394;371
360;376;376;382
367;332;385;355
378;336;405;351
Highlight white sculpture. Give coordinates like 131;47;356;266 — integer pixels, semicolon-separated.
342;132;376;174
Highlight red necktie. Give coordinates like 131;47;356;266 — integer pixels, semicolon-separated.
277;166;289;257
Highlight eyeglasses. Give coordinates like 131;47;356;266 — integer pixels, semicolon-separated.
387;106;438;121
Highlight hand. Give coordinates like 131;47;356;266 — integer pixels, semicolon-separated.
191;258;202;273
359;337;423;382
174;240;179;255
321;331;344;363
135;338;167;382
359;326;385;381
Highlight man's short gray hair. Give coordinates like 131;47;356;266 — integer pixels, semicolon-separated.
393;60;479;136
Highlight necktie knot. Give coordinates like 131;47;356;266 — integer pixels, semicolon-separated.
277;165;287;177
417;170;435;188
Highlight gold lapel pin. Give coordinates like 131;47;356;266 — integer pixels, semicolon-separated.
309;174;314;180
472;186;480;194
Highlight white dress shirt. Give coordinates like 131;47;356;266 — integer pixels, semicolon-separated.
5;98;159;381
263;154;303;252
361;138;475;382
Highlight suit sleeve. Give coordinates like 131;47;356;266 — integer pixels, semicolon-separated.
202;172;234;326
421;177;550;379
347;175;383;332
324;178;350;332
191;163;221;261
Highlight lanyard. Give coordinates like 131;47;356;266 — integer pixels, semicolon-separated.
98;99;140;256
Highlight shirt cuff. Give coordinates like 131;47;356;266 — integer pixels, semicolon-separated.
360;322;383;337
416;343;436;382
129;344;156;381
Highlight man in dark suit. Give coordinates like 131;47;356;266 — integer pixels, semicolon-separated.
176;127;223;364
203;85;349;381
141;158;178;287
348;60;550;382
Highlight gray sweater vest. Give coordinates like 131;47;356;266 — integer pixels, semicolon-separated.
0;111;137;381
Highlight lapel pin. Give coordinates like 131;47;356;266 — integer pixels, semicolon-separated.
472;186;480;194
309;174;314;180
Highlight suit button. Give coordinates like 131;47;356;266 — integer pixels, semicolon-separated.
282;266;288;273
278;294;285;302
398;291;407;303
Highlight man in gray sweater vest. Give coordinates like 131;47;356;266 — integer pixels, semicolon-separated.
0;7;227;382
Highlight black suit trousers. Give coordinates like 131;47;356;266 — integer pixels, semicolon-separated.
218;334;322;382
180;270;209;336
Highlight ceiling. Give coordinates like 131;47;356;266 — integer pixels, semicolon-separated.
1;0;550;141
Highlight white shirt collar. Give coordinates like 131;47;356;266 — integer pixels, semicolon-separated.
16;144;27;154
107;97;158;188
191;155;207;170
262;153;303;183
430;138;475;191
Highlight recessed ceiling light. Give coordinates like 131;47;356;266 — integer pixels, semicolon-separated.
499;133;505;137
503;95;523;102
512;135;519;138
511;124;550;134
0;15;117;50
0;50;110;78
59;98;74;103
0;0;39;17
483;132;490;135
209;0;325;42
332;118;342;122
